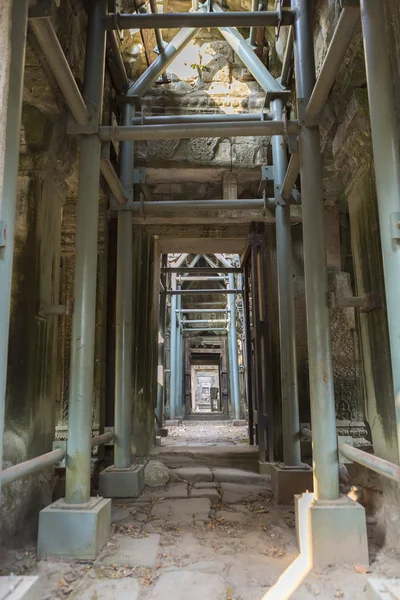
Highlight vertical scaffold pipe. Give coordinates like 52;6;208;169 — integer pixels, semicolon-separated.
114;104;134;469
360;0;400;452
176;290;183;417
228;274;241;420
292;0;340;500
0;0;29;502
156;255;168;433
169;274;178;419
272;98;302;467
65;0;107;505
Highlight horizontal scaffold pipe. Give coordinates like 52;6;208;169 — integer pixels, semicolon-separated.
163;268;241;274
0;448;66;487
167;289;241;295
184;328;228;332
0;431;114;487
177;276;227;281
99;120;299;142
339;443;400;484
180;308;230;312
103;10;294;30
132;113;273;125
91;431;114;448
302;427;400;484
128;199;271;211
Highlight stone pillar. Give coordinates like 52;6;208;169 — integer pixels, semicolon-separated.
132;228;158;456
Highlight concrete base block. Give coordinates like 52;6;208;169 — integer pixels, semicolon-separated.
232;419;247;426
155;436;162;447
367;579;400;599
99;464;145;498
258;461;272;475
0;576;39;600
271;463;313;504
295;493;369;567
166;419;182;426
37;497;111;560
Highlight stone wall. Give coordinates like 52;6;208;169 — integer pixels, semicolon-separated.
2;0;112;542
314;0;400;546
0;0;11;207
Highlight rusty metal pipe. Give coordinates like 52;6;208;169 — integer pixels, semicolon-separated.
1;449;66;487
339;443;400;483
91;431;114;448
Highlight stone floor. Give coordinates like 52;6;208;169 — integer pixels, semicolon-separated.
1;464;400;599
162;420;249;447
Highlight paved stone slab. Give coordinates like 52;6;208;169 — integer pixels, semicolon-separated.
212;467;270;486
149;571;225;600
74;578;140;600
152;498;211;524
193;481;218;489
232;419;247;426
216;509;248;523
111;504;137;524
173;466;213;482
97;534;160;568
220;482;268;504
139;483;188;502
190;488;220;506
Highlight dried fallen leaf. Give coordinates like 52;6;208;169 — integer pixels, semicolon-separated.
334;591;344;598
353;564;371;574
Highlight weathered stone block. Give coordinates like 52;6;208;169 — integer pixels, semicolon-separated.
145;460;170;487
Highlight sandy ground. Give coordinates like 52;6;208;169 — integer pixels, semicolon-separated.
162;420;249;447
1;474;399;599
1;422;399;599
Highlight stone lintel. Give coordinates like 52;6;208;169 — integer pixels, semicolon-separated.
99;464;145;498
295;493;369;568
37;497;111;560
271;463;314;504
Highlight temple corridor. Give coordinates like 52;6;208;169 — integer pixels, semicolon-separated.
1;0;400;598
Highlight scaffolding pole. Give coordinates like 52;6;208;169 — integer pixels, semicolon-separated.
293;0;339;501
272;98;301;467
156;255;168;433
169;274;178;419
0;0;29;502
65;0;107;505
114;104;134;469
228;274;241;420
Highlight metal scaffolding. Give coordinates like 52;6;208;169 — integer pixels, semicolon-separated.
1;0;394;564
